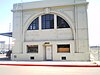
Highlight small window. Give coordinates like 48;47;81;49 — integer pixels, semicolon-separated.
27;45;38;53
27;17;39;30
57;16;70;28
42;14;54;29
57;44;70;53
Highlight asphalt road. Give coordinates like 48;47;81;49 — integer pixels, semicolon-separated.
0;65;100;75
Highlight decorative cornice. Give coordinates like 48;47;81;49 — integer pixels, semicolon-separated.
11;2;89;12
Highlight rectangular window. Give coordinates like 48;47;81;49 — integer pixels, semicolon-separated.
57;44;70;53
27;45;38;53
42;14;54;29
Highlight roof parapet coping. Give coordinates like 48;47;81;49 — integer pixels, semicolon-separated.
11;1;89;12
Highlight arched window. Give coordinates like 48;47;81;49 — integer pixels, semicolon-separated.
27;17;39;30
27;14;70;30
57;16;70;28
42;14;54;29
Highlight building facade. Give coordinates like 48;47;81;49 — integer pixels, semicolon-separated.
12;0;89;61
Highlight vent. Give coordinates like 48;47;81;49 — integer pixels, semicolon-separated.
61;57;66;60
30;57;34;60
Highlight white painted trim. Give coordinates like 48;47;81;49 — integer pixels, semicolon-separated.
54;14;57;29
39;16;41;30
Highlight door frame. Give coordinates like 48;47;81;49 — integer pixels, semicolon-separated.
44;44;53;61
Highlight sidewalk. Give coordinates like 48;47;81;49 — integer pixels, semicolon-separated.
0;61;100;75
0;60;100;67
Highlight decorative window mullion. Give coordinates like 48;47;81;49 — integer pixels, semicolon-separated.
54;14;57;29
39;16;41;30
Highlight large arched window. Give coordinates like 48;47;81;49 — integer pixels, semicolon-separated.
42;14;54;29
27;14;70;30
27;17;39;30
57;16;70;28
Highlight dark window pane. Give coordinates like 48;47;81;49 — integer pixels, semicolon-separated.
28;25;32;30
27;17;39;30
46;14;50;20
57;16;70;28
46;21;50;28
42;14;54;29
50;19;54;29
42;16;45;29
50;16;54;20
27;45;38;53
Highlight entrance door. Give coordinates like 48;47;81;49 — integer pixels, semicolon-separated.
45;46;52;60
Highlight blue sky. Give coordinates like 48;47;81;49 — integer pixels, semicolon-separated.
0;0;100;46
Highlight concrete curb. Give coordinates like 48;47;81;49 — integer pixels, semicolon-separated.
0;63;100;67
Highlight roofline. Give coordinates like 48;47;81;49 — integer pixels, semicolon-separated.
11;2;89;12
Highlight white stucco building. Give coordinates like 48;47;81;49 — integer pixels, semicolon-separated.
11;0;90;61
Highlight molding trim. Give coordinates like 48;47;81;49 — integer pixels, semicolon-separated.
11;2;89;12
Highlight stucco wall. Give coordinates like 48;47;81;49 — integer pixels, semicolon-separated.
12;0;89;61
11;40;89;61
25;29;73;42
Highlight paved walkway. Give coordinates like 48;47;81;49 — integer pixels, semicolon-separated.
0;55;100;75
0;63;100;75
